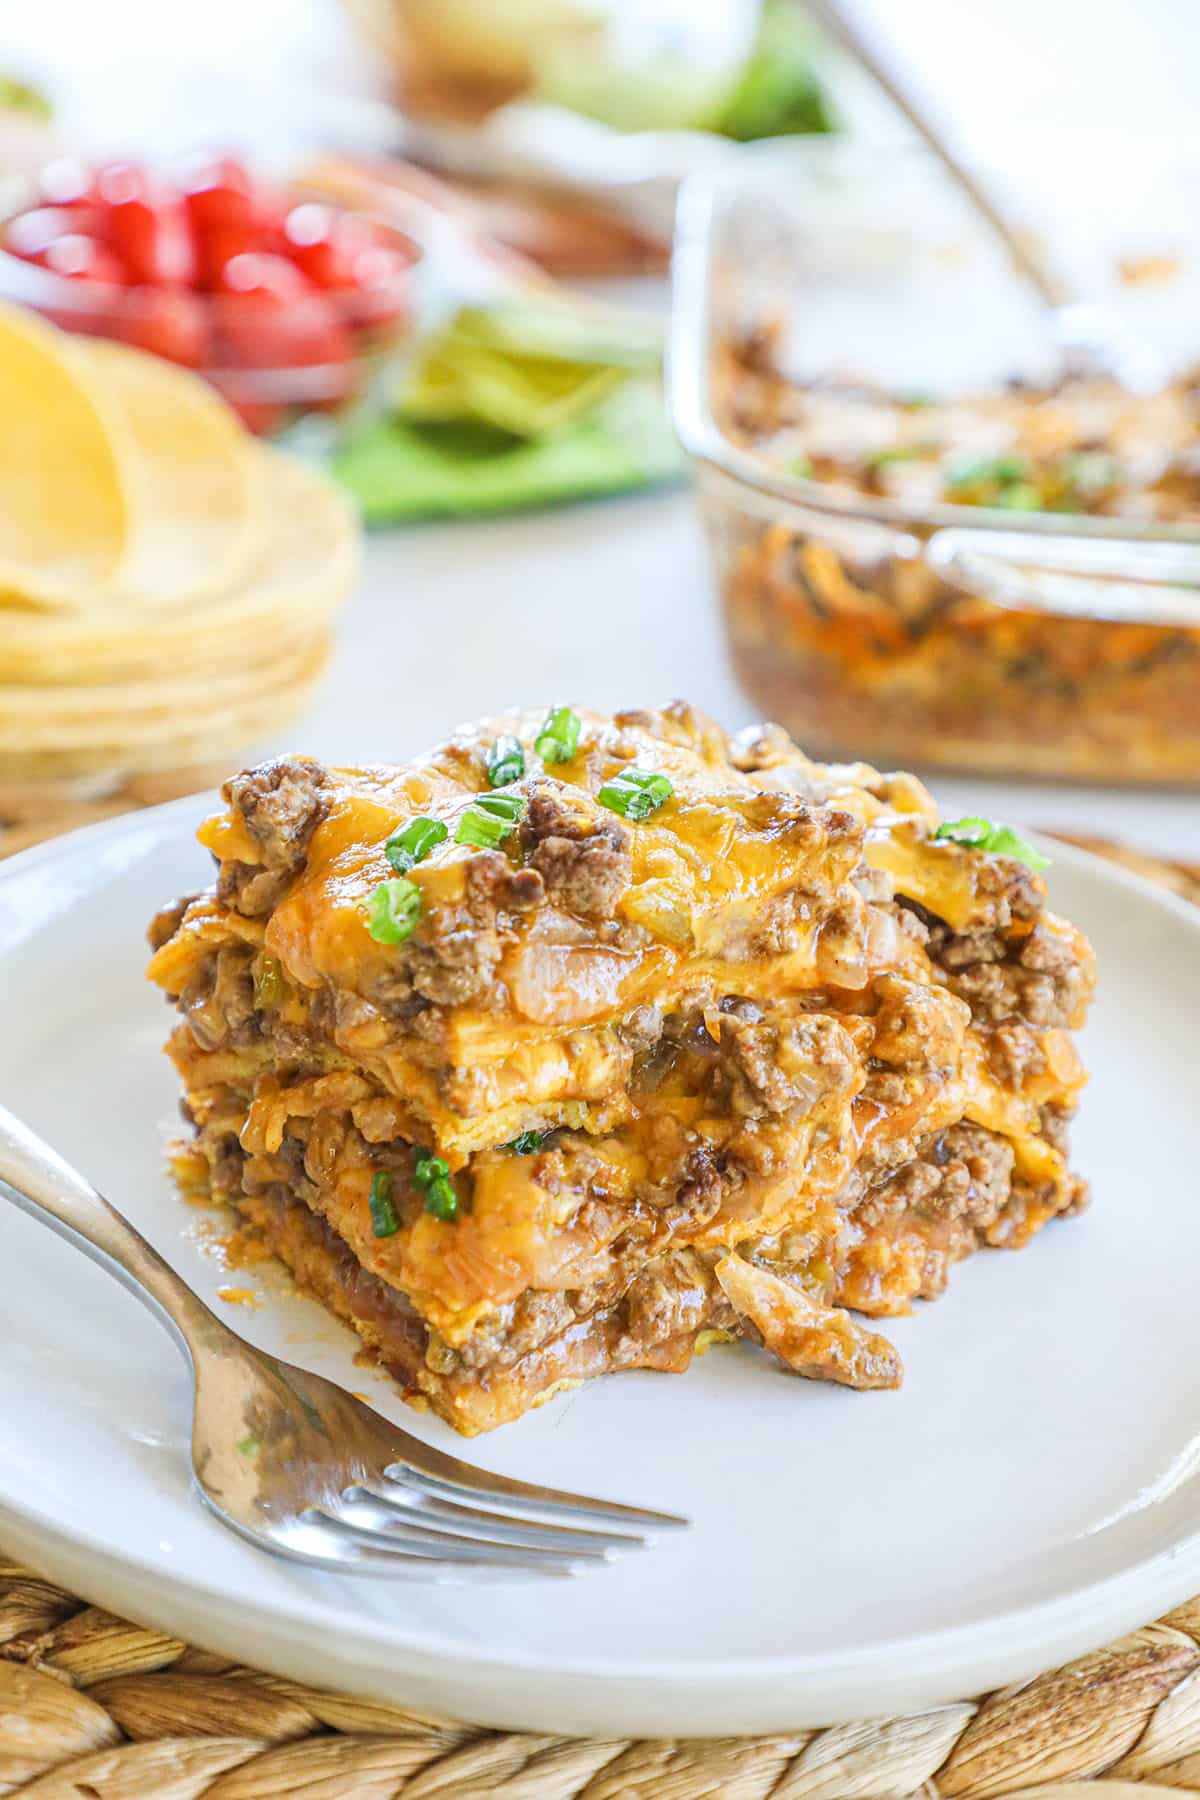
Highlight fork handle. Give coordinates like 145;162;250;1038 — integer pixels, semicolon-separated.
0;1101;236;1363
808;0;1071;311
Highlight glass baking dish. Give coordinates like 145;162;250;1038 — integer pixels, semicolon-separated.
669;134;1200;784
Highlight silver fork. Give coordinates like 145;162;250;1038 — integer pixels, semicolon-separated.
0;1103;688;1578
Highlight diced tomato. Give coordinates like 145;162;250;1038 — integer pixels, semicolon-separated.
217;255;329;366
280;203;373;289
5;205;105;260
193;219;258;290
217;305;355;371
215;257;353;370
179;152;257;282
217;249;311;302
119;289;208;366
178;152;253;219
291;314;356;368
94;162;196;287
254;195;293;257
35;234;129;285
14;150;410;385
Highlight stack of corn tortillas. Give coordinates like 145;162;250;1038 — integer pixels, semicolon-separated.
0;301;358;789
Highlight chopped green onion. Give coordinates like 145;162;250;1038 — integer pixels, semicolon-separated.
981;454;1029;484
994;482;1042;511
385;816;447;874
507;1130;545;1155
413;1150;458;1221
368;1170;400;1238
788;453;814;479
1062;450;1123;497
456;792;526;850
598;765;674;821
487;734;525;787
935;816;1050;872
365;877;422;945
253;955;286;1011
535;706;581;765
236;1434;260;1459
945;453;1033;503
866;441;933;469
481;793;525;820
422;1181;458;1221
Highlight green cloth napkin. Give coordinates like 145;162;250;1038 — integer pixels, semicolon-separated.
333;378;684;524
329;293;681;523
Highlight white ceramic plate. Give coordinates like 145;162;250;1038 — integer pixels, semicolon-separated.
2;800;1199;1737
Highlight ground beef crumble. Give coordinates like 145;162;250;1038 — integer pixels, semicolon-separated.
179;944;258;1051
357;849;543;1013
146;891;196;951
217;756;331;917
710;1006;859;1121
519;779;632;921
225;757;331;868
854;1123;1015;1233
921;902;1095;1029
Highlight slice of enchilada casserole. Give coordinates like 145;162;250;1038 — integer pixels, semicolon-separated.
147;702;1094;1434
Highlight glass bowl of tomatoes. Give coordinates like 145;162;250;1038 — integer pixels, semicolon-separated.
0;151;421;432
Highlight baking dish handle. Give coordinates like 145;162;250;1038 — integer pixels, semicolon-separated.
924;526;1200;629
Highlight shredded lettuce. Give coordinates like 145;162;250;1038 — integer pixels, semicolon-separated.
533;0;835;139
718;1;837;141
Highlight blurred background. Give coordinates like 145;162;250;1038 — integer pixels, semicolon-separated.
1;0;1198;869
5;0;1199;151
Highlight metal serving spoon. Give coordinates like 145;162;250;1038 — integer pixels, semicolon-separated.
809;0;1167;396
0;1102;687;1578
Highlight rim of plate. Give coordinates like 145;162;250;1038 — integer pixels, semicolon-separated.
3;797;1200;1720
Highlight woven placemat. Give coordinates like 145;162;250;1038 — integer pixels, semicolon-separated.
3;796;1198;1799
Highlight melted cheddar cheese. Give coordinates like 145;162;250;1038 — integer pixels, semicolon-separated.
150;703;1095;1428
